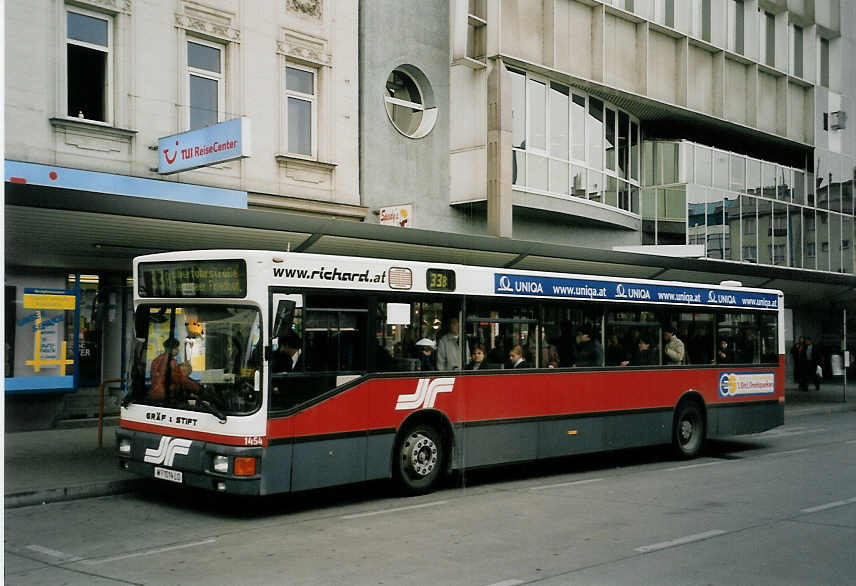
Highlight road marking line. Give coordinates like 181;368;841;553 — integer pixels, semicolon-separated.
341;500;448;520
767;448;809;457
82;538;217;565
800;496;856;514
759;427;826;438
529;478;604;491
484;580;525;586
845;440;856;445
26;545;82;562
664;461;724;472
634;529;726;553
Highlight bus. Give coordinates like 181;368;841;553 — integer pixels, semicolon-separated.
117;249;784;496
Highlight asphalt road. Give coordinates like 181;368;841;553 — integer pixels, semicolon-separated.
5;411;856;586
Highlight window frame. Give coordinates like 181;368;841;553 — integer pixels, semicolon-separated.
185;37;226;130
791;24;803;78
511;69;640;213
819;37;830;88
284;62;318;159
383;66;437;139
64;5;113;125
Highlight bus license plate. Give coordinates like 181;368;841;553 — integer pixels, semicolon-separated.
154;467;183;484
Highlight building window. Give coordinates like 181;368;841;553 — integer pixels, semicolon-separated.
187;39;224;130
761;11;776;67
66;7;112;123
694;0;711;42
384;66;437;139
285;64;316;157
728;0;744;54
510;70;639;211
819;38;830;88
791;25;803;78
662;0;675;28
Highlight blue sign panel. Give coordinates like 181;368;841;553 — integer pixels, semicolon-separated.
5;160;247;208
494;273;778;309
158;117;251;174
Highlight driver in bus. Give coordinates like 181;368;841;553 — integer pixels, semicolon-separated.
150;337;201;401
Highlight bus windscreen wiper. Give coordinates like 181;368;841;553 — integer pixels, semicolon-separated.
197;399;227;424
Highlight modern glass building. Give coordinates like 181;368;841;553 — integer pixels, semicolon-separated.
644;140;855;274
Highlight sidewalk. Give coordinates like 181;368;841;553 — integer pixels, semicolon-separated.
5;382;856;508
3;417;143;508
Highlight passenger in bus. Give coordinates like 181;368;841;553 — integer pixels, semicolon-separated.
437;317;469;371
606;334;630;366
556;321;578;367
737;328;758;363
632;335;658;366
717;338;735;364
508;344;528;368
466;344;487;370
416;338;437;371
272;332;303;372
574;325;603;367
150;337;200;401
663;326;686;364
540;331;560;368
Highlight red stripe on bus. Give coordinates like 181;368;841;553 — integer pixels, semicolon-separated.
9;177;26;184
121;420;264;446
267;358;785;440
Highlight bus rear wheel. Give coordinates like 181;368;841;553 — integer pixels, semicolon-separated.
673;400;705;458
395;424;445;495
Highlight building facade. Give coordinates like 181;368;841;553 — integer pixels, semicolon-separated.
359;0;856;373
6;0;856;429
5;0;361;428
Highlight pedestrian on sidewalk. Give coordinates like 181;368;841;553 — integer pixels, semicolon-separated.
790;336;805;386
799;337;821;392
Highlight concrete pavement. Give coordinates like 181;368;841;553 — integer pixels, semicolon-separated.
4;381;855;509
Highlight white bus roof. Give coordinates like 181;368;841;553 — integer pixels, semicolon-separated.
133;250;783;311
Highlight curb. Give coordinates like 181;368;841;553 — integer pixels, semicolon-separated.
785;402;856;419
5;478;145;509
55;416;120;430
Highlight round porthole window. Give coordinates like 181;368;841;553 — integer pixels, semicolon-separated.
384;65;437;139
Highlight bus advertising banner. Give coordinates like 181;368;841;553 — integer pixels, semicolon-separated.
494;273;778;309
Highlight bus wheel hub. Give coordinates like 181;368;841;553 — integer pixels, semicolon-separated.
680;420;694;442
408;433;437;477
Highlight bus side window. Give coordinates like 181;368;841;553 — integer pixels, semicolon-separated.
466;298;536;368
759;313;777;363
606;310;660;366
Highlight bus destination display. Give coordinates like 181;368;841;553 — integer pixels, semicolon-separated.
138;260;247;298
426;268;455;291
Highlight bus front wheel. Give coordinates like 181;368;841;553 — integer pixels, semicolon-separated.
395;424;445;495
673;400;705;458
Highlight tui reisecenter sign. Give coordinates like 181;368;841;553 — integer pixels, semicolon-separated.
158;117;251;174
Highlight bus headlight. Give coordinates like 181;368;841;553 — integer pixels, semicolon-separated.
119;438;131;455
213;455;229;473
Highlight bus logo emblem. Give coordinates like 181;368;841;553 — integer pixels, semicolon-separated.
395;377;455;410
144;437;192;466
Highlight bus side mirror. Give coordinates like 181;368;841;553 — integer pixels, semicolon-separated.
134;307;149;339
273;299;296;341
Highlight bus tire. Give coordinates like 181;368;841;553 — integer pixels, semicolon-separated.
395;424;445;495
672;400;705;458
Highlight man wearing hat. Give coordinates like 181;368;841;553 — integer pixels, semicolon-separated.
150;337;200;400
416;337;437;371
663;325;686;365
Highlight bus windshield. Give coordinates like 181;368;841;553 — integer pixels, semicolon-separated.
129;304;262;415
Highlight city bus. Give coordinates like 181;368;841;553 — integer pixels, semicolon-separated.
117;249;784;496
